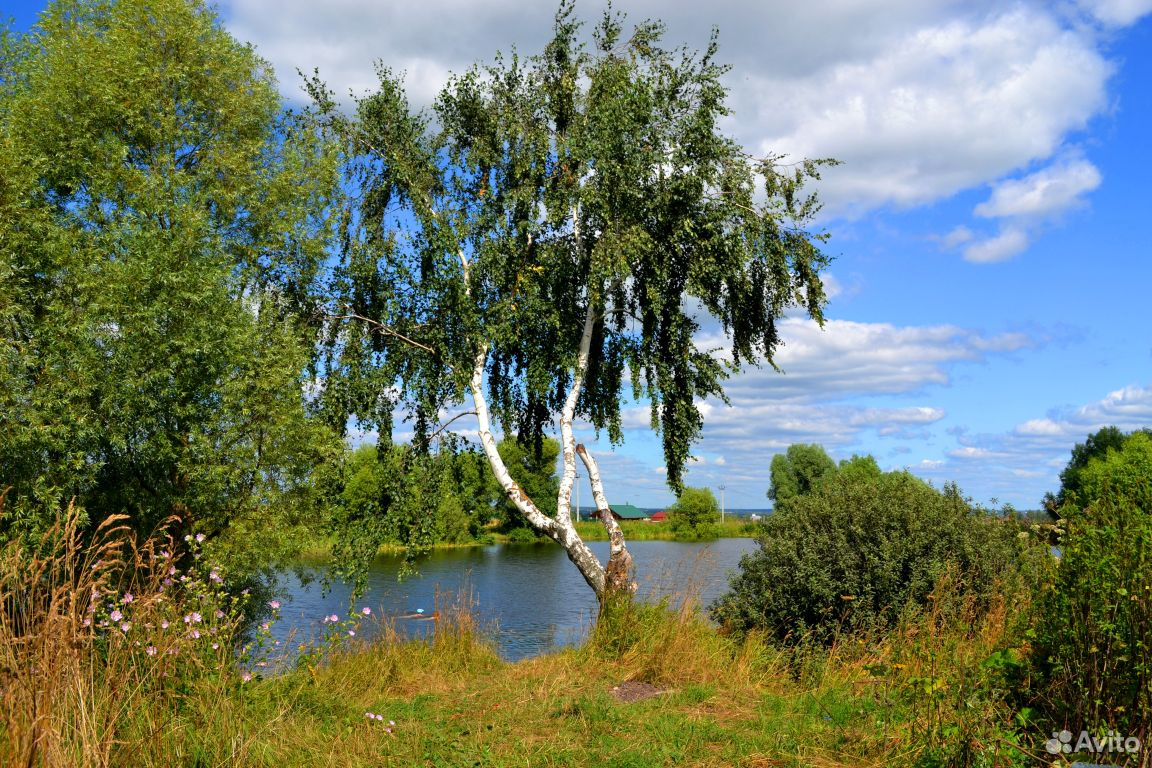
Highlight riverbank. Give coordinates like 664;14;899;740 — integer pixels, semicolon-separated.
297;518;759;562
0;509;1048;767
9;586;1035;767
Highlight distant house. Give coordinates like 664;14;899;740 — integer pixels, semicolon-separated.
608;503;648;521
650;511;668;522
578;503;650;522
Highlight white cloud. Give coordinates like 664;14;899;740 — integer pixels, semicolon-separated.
940;226;975;248
746;5;1113;216
948;446;996;459
962;227;1030;263
1078;0;1152;26
221;0;1136;220
700;317;1037;402
975;156;1102;219
910;382;1152;505
1010;384;1152;441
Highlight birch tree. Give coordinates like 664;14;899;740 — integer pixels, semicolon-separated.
311;3;833;603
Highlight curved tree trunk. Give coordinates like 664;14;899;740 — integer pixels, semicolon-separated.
468;298;635;604
576;444;634;595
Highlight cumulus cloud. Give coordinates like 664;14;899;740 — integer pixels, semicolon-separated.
697;317;1037;402
1078;0;1152;26
1009;385;1152;441
975;156;1103;220
962;227;1030;263
220;0;1143;221
585;317;1040;505
950;153;1104;262
911;383;1152;505
747;6;1113;216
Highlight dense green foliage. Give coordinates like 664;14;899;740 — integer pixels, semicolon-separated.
1043;424;1152;518
668;486;721;541
714;458;1032;644
325;436;560;578
767;443;837;510
0;0;339;571
1036;431;1152;738
485;438;561;531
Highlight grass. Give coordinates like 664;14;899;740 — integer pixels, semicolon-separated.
1;505;1062;767
143;585;1039;768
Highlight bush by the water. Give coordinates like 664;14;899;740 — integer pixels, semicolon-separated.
1035;431;1152;744
711;468;1034;644
668;487;721;541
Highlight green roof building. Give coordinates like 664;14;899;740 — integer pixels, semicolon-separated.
608;503;648;521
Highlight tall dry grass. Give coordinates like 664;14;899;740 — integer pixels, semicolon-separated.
0;499;247;767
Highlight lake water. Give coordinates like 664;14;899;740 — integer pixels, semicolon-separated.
271;538;758;662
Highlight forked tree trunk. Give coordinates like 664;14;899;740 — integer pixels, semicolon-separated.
467;302;635;604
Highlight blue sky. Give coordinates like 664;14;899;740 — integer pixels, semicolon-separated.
8;0;1152;510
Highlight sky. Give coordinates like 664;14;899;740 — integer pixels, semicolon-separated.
7;0;1152;510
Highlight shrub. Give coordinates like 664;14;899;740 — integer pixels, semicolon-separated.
711;470;1033;645
668;487;721;541
1035;432;1152;743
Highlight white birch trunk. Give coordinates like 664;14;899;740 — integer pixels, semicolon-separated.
462;212;635;603
576;443;635;594
468;343;612;599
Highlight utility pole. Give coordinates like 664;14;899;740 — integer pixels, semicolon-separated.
718;484;726;524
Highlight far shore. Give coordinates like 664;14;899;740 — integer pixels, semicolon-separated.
297;518;760;562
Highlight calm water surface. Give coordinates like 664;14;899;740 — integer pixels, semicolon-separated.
271;538;757;661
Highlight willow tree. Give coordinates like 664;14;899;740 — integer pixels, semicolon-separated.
312;3;833;602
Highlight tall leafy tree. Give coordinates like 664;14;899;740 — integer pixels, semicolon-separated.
0;0;339;570
1037;432;1152;738
311;3;833;602
768;444;837;510
1043;425;1152;519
